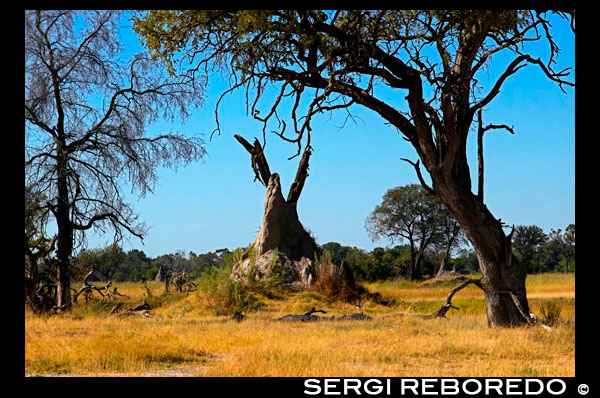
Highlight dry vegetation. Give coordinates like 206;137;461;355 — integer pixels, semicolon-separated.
24;273;574;377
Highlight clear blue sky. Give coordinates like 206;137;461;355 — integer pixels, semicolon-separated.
79;12;574;258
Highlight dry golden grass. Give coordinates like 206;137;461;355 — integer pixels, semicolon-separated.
25;273;575;377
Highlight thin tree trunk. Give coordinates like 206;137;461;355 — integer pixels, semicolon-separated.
25;254;39;311
411;252;423;280
55;149;73;308
436;225;459;277
436;252;448;277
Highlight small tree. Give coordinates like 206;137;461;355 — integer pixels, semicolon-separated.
366;184;458;280
25;10;206;308
431;210;467;277
561;224;575;273
512;225;547;273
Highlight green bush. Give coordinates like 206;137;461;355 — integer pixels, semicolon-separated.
196;248;267;315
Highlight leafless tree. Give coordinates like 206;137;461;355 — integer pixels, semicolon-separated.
25;10;207;308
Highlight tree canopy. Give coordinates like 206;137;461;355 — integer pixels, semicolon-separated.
132;10;574;327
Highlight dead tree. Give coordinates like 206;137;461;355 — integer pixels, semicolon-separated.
155;265;165;282
72;270;117;303
231;135;319;286
143;280;153;297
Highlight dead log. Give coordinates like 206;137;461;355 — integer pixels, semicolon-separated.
115;300;153;318
73;270;105;303
112;287;129;299
338;312;373;321
274;307;332;322
109;302;123;314
507;291;552;331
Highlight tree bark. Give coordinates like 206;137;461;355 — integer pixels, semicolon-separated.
55;143;73;309
436;224;459;277
432;175;529;327
410;251;423;281
25;235;57;311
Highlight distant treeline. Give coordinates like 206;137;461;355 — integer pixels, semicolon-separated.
66;223;573;283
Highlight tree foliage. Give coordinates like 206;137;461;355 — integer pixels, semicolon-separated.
512;224;575;273
365;184;464;279
133;9;574;326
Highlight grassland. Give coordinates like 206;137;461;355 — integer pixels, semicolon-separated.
24;273;574;377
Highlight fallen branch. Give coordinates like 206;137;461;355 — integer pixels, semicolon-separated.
109;302;123;315
426;278;485;319
507;291;552;331
338;312;373;321
73;270;106;303
111;287;129;299
115;300;153;318
379;278;485;320
274;307;332;322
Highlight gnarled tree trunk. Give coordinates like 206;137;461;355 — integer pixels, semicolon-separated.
25;235;57;312
433;173;529;327
231;135;319;286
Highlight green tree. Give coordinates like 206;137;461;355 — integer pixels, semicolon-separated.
366;184;455;280
25;11;206;308
512;225;547;273
74;244;126;281
561;224;575;273
134;10;574;326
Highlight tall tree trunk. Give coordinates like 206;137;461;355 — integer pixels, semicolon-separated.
410;252;423;281
55;151;73;308
436;251;448;277
25;253;39;311
25;235;57;312
436;226;458;277
433;175;529;327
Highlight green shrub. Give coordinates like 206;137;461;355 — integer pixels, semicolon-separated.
196;248;266;315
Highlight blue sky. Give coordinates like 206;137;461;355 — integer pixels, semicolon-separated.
78;12;574;257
